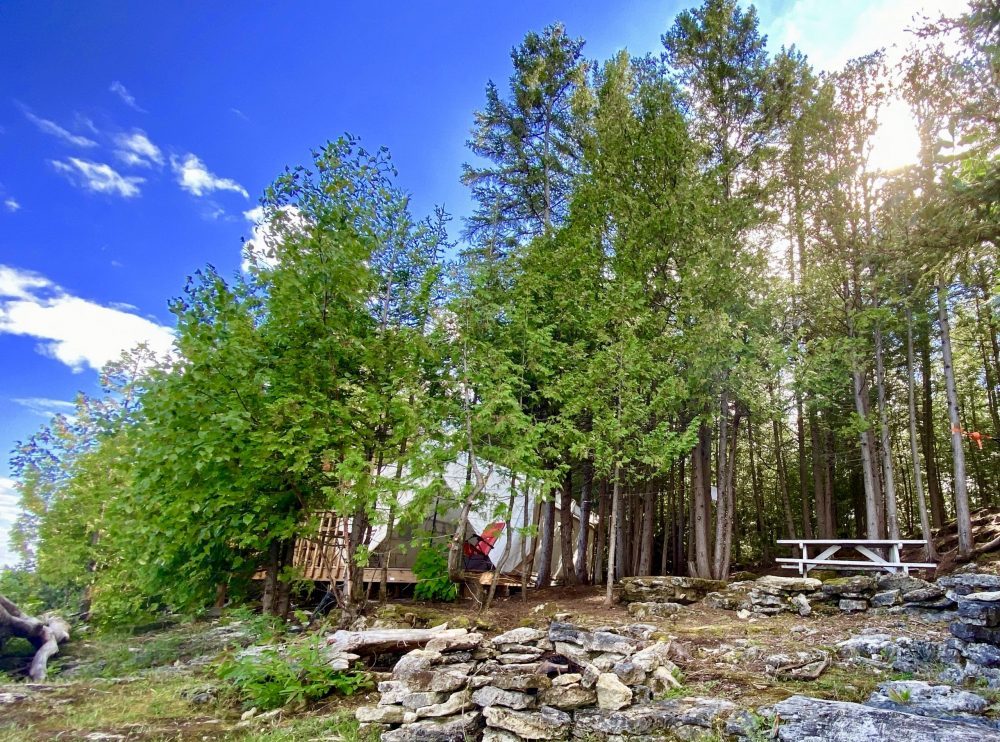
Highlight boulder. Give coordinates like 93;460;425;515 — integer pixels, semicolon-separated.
755;575;822;593
876;574;934;595
483;705;571;740
472;686;536;710
766;695;1000;741
938;573;1000;595
549;622;589;645
595;672;632;711
381;711;483;742
791;594;812;616
962;642;1000;668
630;642;677;674
619;576;726;604
611;659;645;686
573;697;736;738
867;680;988;718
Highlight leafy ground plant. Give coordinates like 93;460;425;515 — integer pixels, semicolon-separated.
412;543;459;602
218;636;372;711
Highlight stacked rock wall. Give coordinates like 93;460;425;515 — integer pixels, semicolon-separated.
356;622;735;741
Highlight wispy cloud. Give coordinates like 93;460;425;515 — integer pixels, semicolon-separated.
109;81;146;112
230;107;251;122
11;397;76;419
0;264;174;372
114;129;163;168
4;198;20;213
171;153;248;198
19;105;97;148
0;477;20;568
51;158;145;198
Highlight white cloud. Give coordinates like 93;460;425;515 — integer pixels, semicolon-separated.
0;477;20;568
11;397;76;419
109;80;146;112
51;158;144;198
0;264;174;372
114;129;163;168
171;153;249;198
20;106;97;148
4;198;20;212
759;0;962;72
242;205;307;272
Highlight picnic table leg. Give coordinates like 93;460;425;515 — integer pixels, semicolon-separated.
800;543;808;576
892;542;906;575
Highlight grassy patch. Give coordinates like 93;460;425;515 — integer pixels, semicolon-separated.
220;710;379;742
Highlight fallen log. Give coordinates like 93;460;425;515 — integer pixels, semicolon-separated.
326;625;468;656
0;594;70;681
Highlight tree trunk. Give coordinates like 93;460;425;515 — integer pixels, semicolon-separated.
535;494;556;587
604;463;621;608
772;413;797;539
747;418;770;564
692;422;713;579
939;278;973;556
797;394;814;539
559;468;577;585
0;594;69;681
920;318;947;527
593;478;608;583
853;367;884;540
638;481;656;575
485;474;519;611
874;323;901;540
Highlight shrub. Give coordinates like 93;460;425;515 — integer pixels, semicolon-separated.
412;543;458;602
218;636;372;710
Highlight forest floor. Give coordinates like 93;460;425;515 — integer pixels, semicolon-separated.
3;572;995;742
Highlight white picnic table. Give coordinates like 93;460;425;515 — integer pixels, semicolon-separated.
776;538;936;576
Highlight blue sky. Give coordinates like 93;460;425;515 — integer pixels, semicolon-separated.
0;1;955;565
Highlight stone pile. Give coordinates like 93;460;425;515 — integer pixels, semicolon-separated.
355;621;736;741
620;576;725;620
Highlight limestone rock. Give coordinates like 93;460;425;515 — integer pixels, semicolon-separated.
378;680;408;706
587;631;638;655
595;672;632;711
962;642;1000;667
492;627;546;647
767;695;1000;741
838;598;867;613
355;705;415;724
627;601;683;619
483;705;571;740
822;575;877;598
425;633;484;653
381;711;483;742
611;659;645;686
867;680;988;717
472;685;536;710
402;691;448;710
871;589;903;608
538;683;598;710
791;593;812;616
415;690;472;718
479;661;552;691
938;573;1000;595
756;575;822;593
573;697;736;738
630;642;676;674
619;576;726;604
549;622;588;645
482;730;521;742
903;586;946;604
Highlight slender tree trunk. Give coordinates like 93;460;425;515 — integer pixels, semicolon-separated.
906;306;937;560
920;319;946;527
713;396;730;578
639;482;656;575
559;468;577;585
485;474;519;611
939;279;973;556
875;323;901;540
594;478;608;582
747;418;769;564
676;457;686;575
692;423;713;578
797;395;814;539
810;411;831;538
604;463;621;608
853;367;884;540
575;458;593;584
773;414;797;539
535;493;555;587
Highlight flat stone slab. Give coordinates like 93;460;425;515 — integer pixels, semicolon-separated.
573;697;736;738
620;576;726;604
767;695;1000;741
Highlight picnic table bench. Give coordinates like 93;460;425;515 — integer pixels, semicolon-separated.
776;539;936;576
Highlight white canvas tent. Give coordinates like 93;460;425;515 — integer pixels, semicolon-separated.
291;453;595;586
